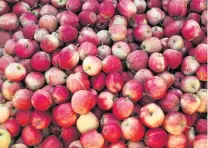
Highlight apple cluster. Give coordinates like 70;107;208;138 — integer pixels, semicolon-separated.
0;0;207;148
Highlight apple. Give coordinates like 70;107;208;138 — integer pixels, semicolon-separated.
19;12;38;26
25;72;45;91
21;125;43;146
0;13;19;31
134;0;146;14
52;102;77;127
40;34;59;53
181;56;200;75
69;140;83;148
109;15;127;27
67;72;90;93
105;72;124;93
190;0;206;13
13;1;31;16
167;0;187;17
12;89;33;110
66;0;82;12
140;103;164;128
168;35;184;51
0;104;10;124
158;71;175;88
80;130;104;148
39;15;58;33
0;129;11;148
130;14;148;28
140;37;162;53
52;85;69;104
90;72;106;91
180;93;200;115
117;0;137;19
76;112;99;133
109;24;127;42
152;26;164;39
167;133;187;148
164;21;181;37
163;112;187;135
193;134;207;148
181;20;201;41
4;39;16;56
102;55;122;74
102;123;121;142
196;89;207;113
195;43;208;63
146;8;165;25
61;126;80;144
112;41;130;60
100;113;120;128
97;91;114;111
144;128;168;148
57;10;79;28
2;80;23;101
127;141;146;148
41;135;63;148
31;89;53;111
15;110;32;127
108;140;126;148
121;117;145;141
99;1;115;20
12;144;28;148
180;76;200;93
112;97;134;120
195;119;207;134
97;31;112;45
39;4;58;16
0;1;10;15
82;0;99;13
163;49;183;69
4;118;21;137
134;68;153;84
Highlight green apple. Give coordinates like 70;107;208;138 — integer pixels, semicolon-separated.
0;129;11;148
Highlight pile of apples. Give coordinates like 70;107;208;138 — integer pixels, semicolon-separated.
0;0;207;147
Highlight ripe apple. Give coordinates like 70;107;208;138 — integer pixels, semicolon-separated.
25;72;45;91
140;37;162;53
39;15;58;33
102;55;122;74
109;24;127;42
0;129;11;148
90;72;106;91
133;24;152;42
181;56;200;75
41;135;63;148
102;124;121;142
0;104;10;124
0;13;19;31
15;110;32;127
97;91;114;111
196;89;207;113
134;68;154;84
108;140;126;148
167;133;187;148
193;134;207;148
117;0;137;19
112;41;130;60
180;76;200;93
195;119;207;134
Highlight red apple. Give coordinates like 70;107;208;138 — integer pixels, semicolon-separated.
58;25;78;42
117;0;137;19
99;1;115;20
140;37;162;53
134;0;147;14
4;39;16;56
90;72;106;91
41;135;63;148
15;110;32;127
66;72;90;93
100;113;120;128
121;117;145;141
0;104;10;124
134;68;154;84
108;140;126;148
144;128;168;148
21;125;43;146
167;0;187;17
13;2;31;16
112;41;130;60
40;34;59;53
69;140;83;148
195;43;208;63
167;133;187;148
152;26;164;39
146;8;165;25
168;35;184;51
97;91;114;111
190;0;206;13
40;4;58;16
19;12;38;26
109;15;127;27
0;1;10;15
82;0;99;13
25;72;45;91
130;14;148;28
140;103;165;128
39;15;58;33
52;85;69;104
112;97;134;120
52;102;77;127
109;24;127;42
66;0;82;12
78;28;100;46
181;56;200;75
102;124;121;142
0;13;19;31
164;21;181;37
163;112;187;135
195;119;207;134
30;110;51;130
193;134;207;148
57;10;79;28
61;126;80;143
102;55;122;74
158;71;175;88
31;89;53;111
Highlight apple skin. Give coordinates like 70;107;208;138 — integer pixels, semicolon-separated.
148;52;168;73
152;26;164;39
0;13;19;31
61;126;80;144
140;103;164;128
67;72;90;93
181;56;200;75
58;46;79;70
144;128;168;148
196;89;207;113
25;72;45;91
100;113;120;128
66;0;82;12
52;102;77;128
121;117;145;141
97;91;114;111
78;11;97;26
133;24;152;42
31;89;53;111
180;93;200;115
122;80;143;102
4;117;21;137
39;15;58;33
0;104;10;124
112;97;134;120
105;72;124;93
195;119;207;134
12;144;28;148
163;49;183;69
41;135;63;148
2;80;23;101
78;42;97;61
134;68;153;84
158;92;180;113
52;85;69;104
109;24;127;42
90;72;106;91
144;76;168;100
195;43;208;63
167;0;187;17
146;8;165;25
102;123;121;142
0;1;10;15
112;41;130;60
30;110;51;130
126;50;148;71
78;28;100;46
141;37;162;54
21;125;43;146
190;0;206;13
117;0;137;19
20;59;33;73
97;31;112;46
71;90;96;114
99;1;115;20
58;25;78;42
109;15;128;27
181;20;201;41
39;4;58;16
164;21;181;37
34;28;49;43
4;39;16;56
193;134;207;148
80;130;104;148
163;112;187;135
45;67;67;86
12;89;33;110
196;65;207;81
180;76;200;93
0;129;11;148
82;0;99;13
40;34;59;53
130;14;148;28
19;12;38;26
69;140;83;148
0;31;12;48
174;72;185;88
167;133;187;148
108;140;126;148
102;55;122;74
15;110;32;127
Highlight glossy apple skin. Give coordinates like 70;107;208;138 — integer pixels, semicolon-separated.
21;125;43;146
163;112;187;135
144;128;168;148
121;117;145;141
90;72;106;91
102;123;121;142
102;55;122;74
97;91;114;111
15;110;32;127
4;118;21;137
52;85;69;104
